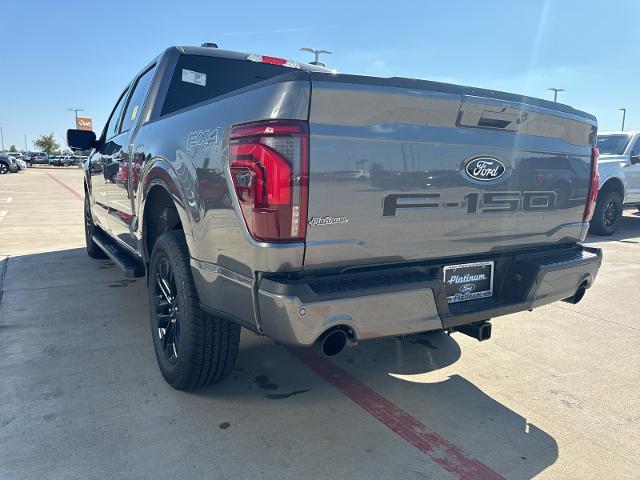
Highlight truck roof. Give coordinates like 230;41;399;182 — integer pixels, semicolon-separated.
169;44;596;123
175;45;332;73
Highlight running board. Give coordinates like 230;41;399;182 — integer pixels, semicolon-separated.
92;232;145;278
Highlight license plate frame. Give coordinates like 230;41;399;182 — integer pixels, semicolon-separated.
443;260;494;304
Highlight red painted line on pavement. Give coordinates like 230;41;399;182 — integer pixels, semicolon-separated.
288;348;505;480
45;172;83;201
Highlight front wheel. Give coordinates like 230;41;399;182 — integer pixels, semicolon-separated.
148;230;240;391
0;162;9;175
84;196;107;258
590;190;623;236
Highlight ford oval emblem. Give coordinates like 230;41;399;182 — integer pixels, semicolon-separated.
460;283;475;294
465;157;506;182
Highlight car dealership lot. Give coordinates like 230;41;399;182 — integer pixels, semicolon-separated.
1;169;639;479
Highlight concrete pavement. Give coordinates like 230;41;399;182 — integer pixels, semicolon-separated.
1;168;639;479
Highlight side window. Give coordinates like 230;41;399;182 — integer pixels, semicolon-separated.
104;89;130;141
120;66;156;133
632;137;640;156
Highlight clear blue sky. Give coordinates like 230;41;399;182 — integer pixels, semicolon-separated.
1;0;638;151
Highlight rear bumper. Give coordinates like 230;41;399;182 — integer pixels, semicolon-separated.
255;244;602;346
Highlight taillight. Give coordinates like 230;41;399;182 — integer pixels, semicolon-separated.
229;120;309;242
583;146;599;222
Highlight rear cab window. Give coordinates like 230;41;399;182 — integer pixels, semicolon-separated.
161;55;296;116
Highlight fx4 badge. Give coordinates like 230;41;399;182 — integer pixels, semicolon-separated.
186;128;221;152
308;216;349;226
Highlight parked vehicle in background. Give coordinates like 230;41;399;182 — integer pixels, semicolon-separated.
64;155;82;166
592;131;640;235
0;154;19;174
29;152;49;165
10;155;27;171
68;44;602;392
49;155;78;166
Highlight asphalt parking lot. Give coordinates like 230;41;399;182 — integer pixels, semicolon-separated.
1;168;639;479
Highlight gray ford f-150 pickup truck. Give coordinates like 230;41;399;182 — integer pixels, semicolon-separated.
68;44;602;391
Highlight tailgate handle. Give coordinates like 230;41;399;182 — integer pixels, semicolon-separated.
477;108;524;130
458;98;529;131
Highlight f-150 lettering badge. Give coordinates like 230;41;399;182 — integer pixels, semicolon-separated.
308;216;349;226
187;128;221;152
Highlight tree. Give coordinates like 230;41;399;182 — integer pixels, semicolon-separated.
33;133;60;155
8;145;17;152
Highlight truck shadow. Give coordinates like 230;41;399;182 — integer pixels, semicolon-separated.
0;247;558;480
205;332;558;479
586;210;640;244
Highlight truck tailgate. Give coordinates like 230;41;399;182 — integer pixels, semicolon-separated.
304;74;597;269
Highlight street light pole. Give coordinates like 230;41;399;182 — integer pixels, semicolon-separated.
619;108;626;131
66;108;84;127
0;127;4;151
547;88;565;102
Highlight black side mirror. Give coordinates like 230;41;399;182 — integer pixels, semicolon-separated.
67;129;97;151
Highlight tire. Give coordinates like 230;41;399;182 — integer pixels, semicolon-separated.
26;161;32;168
148;230;240;391
63;162;70;167
590;190;623;236
84;196;107;259
0;162;9;175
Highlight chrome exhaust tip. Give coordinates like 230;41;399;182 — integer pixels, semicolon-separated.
563;281;588;304
314;328;348;357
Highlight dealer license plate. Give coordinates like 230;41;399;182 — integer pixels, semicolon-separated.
443;261;494;304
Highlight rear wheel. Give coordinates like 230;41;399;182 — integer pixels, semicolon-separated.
148;230;240;391
84;196;107;258
590;190;623;236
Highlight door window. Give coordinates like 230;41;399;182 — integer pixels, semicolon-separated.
104;88;130;141
120;66;156;133
631;136;640;156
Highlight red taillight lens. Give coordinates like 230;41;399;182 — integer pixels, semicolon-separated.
230;120;309;242
583;146;599;222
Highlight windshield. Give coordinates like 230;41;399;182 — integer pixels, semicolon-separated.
597;134;631;155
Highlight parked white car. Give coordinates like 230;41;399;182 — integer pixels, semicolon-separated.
592;131;640;235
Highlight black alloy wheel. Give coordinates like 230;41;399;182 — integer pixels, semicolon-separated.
148;231;241;390
590;189;623;236
154;257;181;364
603;199;618;228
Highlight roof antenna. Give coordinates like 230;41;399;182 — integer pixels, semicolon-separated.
300;47;334;67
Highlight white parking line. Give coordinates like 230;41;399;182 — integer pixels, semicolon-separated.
0;197;13;203
0;211;7;223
